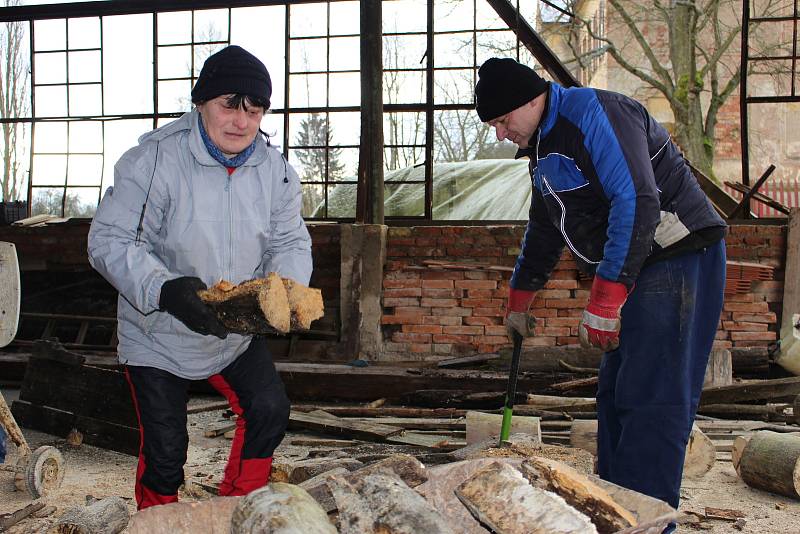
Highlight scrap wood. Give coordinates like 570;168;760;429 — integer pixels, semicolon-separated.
685;507;746;522
50;496;130;534
700;376;800;405
438;353;501;368
0;502;46;531
230;483;336;534
550;376;599;392
421;259;513;272
291;404;468;418
558;360;599;374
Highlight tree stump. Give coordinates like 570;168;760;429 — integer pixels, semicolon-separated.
230;482;335;534
737;431;800;499
47;497;129;534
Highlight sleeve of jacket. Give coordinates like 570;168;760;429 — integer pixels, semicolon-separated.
578;96;660;287
510;184;565;291
258;157;313;285
87;145;174;315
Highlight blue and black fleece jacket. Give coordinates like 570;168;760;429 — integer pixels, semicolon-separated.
511;82;726;291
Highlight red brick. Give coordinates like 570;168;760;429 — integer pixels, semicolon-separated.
422;271;464;280
472;307;506;317
384;270;420;281
538;289;571;300
434;343;453;354
381;314;425;325
383;278;422;289
383;297;420;307
722;321;769;332
485;325;507;336
715;330;729;340
462;298;504;308
433;334;473;344
431;306;473;317
409;343;433;353
387;237;415;246
415;237;437;246
443;325;484;335
724;292;754;302
730;331;776;341
546;317;581;328
467;289;495;298
732;340;773;348
455;280;498;290
423;315;463;326
383;342;409;353
712;340;733;349
546;298;590;309
521;336;557;347
421;279;454;289
421;298;460;307
464;316;498;326
557;309;584;317
403;324;443;334
392;332;432;343
383;287;422;298
392;306;431;315
573;290;590;300
535;326;571;337
386;247;408;257
415;227;443;236
463;271;489;280
723;302;770;313
422;288;460;298
557;336;578;345
474;335;508;345
544;279;579;290
731;312;777;324
532;308;559;318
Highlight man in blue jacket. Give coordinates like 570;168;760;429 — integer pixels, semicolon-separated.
475;58;727;514
89;46;312;509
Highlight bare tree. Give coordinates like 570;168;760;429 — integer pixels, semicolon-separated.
0;0;29;202
550;0;787;179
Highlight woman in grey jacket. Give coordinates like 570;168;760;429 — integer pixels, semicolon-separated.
88;46;312;509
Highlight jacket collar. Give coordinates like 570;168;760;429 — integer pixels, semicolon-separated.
514;82;562;160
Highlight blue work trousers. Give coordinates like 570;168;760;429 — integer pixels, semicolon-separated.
597;239;726;510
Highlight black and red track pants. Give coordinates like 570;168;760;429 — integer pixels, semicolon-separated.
125;337;289;510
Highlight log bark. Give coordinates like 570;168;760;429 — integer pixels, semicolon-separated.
47;497;129;534
519;457;636;534
229;482;336;534
737;431;800;499
465;410;541;445
703;348;733;389
329;473;454;534
454;461;598;534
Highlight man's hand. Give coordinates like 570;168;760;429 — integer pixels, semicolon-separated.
579;276;628;351
159;276;228;339
505;287;537;340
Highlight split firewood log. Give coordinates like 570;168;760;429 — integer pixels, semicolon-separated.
198;273;323;334
229;482;336;534
329;473;454;534
47;496;129;534
519;457;636;534
455;461;598;534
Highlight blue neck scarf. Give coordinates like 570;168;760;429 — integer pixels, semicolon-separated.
198;113;257;168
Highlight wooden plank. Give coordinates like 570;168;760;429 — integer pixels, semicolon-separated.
347;417;466;430
386;431;465;450
288;411;402;441
437;353;500;369
699;377;800;405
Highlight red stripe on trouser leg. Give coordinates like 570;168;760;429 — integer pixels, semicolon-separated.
208;373;271;496
124;367;179;510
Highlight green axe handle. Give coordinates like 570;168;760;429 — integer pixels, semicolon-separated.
499;330;523;445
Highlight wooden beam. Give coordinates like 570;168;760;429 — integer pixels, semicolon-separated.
700;377;800;405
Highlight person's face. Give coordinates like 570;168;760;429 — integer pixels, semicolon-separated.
197;95;265;156
487;93;547;148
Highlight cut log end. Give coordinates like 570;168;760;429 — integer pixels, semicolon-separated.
259;272;291;333
283;278;324;330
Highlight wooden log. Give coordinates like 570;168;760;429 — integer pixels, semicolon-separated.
0;502;46;531
272;457;363;484
465;410;541;445
737;431;800;499
297;467;350;512
199;273;291;334
128;499;241;533
700;377;800;405
526;394;596;410
288;411;402;441
703;348;733;389
47;496;129;534
569;420;715;478
229;482;336;534
730;346;771;377
282;277;325;330
732;435;750;474
698;403;791;422
550;376;599;392
329;473;454;534
454;461;598;534
519;457;636;534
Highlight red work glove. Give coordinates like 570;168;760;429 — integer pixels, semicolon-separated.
505;287;537;340
579;276;628;351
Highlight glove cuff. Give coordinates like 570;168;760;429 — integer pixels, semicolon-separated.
508;287;537;313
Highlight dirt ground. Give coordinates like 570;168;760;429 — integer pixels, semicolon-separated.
2;393;799;533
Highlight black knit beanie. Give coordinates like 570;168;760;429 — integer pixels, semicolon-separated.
475;57;548;122
191;45;272;108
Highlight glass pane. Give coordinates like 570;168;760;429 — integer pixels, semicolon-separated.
158;80;192;113
31;187;65;216
290;113;328;148
332;147;358;181
383;0;427;33
328;112;360;146
34;19;66;51
324;183;356;217
158;12;192;45
261;113;285;149
383;35;427;69
35;85;68;117
383;111;426;146
290;147;327;182
32;155;66;186
434;33;474;68
750;20;794;58
748;60;793;98
35;52;67;84
68;17;100;49
67;155;103;186
384;70;425;104
384;146;425;171
434;110;502;161
290;3;328;37
329;73;360;106
475;0;506;30
194;9;230;42
69;84;102;116
34;122;68;153
289;74;327;107
159;45;192;79
1;21;31;119
301;183;327;217
68;121;103;153
477;31;517;65
0;123;31;201
291;38;327;72
329;37;359;71
434;68;474;104
329;1;360;36
385;182;424;216
231;6;286;108
103;119;152;190
64;187;99;217
434;0;472;33
103;14;153;115
193;43;227;77
68;50;101;83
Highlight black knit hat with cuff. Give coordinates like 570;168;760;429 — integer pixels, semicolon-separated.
191;45;272;109
475;57;548;122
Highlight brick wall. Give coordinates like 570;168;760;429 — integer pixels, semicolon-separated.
381;224;787;360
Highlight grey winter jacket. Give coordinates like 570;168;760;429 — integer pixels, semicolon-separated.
88;110;312;379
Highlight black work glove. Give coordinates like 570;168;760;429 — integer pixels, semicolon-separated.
159;276;228;339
